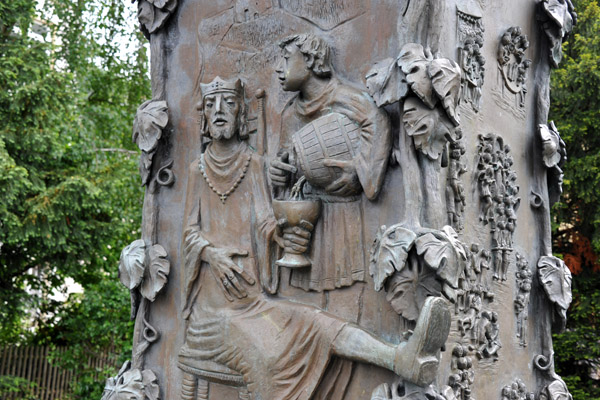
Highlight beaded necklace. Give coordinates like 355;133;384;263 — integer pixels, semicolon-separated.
200;152;252;204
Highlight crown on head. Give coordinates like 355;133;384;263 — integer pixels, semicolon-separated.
200;76;243;97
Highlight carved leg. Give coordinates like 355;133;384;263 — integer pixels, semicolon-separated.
501;250;510;281
522;316;528;347
181;373;196;400
492;250;501;280
238;387;251;400
331;297;450;387
197;379;209;400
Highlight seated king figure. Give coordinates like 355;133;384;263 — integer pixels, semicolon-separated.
177;76;451;400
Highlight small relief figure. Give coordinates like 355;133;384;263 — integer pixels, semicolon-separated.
514;253;532;346
446;131;468;231
501;379;534;400
458;289;482;338
477;149;496;223
474;311;501;360
448;344;475;400
270;32;392;292
459;35;486;112
495;26;531;111
178;76;450;400
453;244;495;354
476;134;519;283
456;244;493;315
470;244;494;298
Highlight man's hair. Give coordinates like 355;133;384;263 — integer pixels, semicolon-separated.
279;33;333;78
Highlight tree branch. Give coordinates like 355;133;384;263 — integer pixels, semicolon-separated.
97;148;138;155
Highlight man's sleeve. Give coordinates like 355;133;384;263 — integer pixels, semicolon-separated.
181;160;211;319
251;156;281;295
338;89;392;200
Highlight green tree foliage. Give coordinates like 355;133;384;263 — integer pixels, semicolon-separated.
550;0;600;398
0;0;149;397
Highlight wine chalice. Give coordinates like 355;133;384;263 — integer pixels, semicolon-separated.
272;199;321;268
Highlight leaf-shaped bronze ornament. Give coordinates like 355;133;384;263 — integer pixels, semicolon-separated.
414;226;466;289
132;100;168;185
101;361;144;400
136;0;178;36
397;44;436;109
369;224;417;291
543;0;575;38
538;255;572;331
101;361;160;400
428;59;462;126
132;100;168;153
541;0;576;67
403;97;455;160
539;122;566;168
370;225;467;320
139;151;154;186
140;244;171;302
141;370;160;400
386;253;442;321
539;379;573;400
365;58;409;107
119;239;147;290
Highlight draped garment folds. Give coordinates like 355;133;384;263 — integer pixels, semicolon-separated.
178;143;347;400
279;77;392;292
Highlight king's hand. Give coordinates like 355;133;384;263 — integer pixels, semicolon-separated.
201;246;255;301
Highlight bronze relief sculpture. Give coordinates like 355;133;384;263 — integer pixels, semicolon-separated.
177;76;449;400
103;1;577;399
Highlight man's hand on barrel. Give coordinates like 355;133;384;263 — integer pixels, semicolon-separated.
269;151;297;187
323;158;361;196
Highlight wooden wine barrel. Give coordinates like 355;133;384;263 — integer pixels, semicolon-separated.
292;113;360;188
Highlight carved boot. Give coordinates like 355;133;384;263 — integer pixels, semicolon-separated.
394;296;451;387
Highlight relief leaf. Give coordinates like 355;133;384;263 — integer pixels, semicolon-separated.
386;254;442;321
397;44;436;108
139;151;154;186
132;100;168;153
539;122;565;168
369;224;417;291
137;0;178;34
102;361;160;400
115;368;145;400
119;239;147;290
414;226;466;289
140;244;171;302
538;255;572;331
403;97;453;160
428;58;461;126
365;58;409;107
543;0;574;38
142;369;160;400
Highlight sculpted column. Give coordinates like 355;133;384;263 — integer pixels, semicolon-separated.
102;1;576;400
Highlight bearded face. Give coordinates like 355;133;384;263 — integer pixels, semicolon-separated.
203;92;241;140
